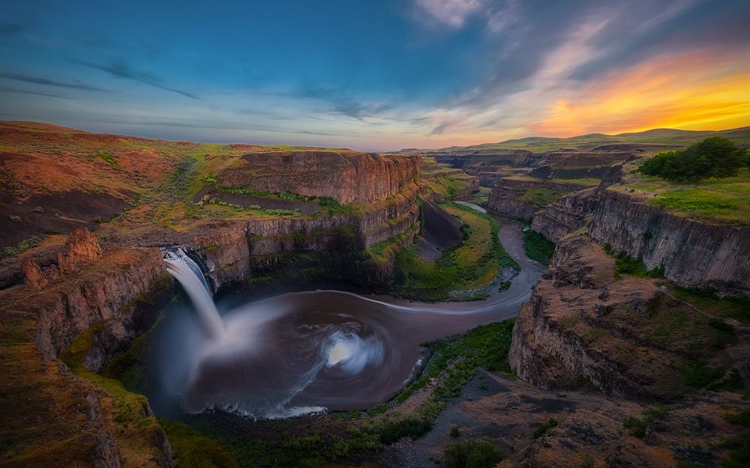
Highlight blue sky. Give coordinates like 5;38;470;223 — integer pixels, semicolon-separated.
1;0;749;150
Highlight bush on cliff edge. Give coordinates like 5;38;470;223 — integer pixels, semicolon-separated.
637;137;747;183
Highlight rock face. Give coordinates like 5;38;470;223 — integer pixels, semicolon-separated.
487;179;586;221
509;236;670;399
57;227;103;274
28;247;166;361
531;188;597;242
487;183;537;221
590;190;750;296
216;151;420;205
171;186;420;292
23;228;104;290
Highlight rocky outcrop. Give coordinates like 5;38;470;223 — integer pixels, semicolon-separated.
175;187;419;292
216;151;420;205
590;189;750;296
487;179;587;221
23;228;104;290
56;227;103;274
27;247;166;361
487;183;537;221
509;234;748;399
530;188;597;243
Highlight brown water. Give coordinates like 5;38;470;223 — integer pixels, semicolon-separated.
151;217;543;419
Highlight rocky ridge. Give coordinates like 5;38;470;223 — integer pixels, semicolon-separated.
216;151;420;205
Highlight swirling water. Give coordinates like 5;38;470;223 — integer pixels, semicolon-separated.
155;218;543;419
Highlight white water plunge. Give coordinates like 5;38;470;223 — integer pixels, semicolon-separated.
163;249;225;340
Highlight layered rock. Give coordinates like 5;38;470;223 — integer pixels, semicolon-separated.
23;228;104;290
216;151;420;205
487;183;537;221
173;187;420;292
509;234;747;399
28;247;166;361
590;189;750;296
487;179;587;221
530;188;597;243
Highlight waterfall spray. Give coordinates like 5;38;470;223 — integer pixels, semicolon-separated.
164;249;225;340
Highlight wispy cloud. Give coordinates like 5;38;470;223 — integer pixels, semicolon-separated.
0;71;105;91
411;0;520;33
0;85;67;99
70;58;200;100
413;0;485;28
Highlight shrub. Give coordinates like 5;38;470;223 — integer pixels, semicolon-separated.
378;417;432;444
532;418;558;439
522;230;555;265
444;439;506;468
637;137;747;183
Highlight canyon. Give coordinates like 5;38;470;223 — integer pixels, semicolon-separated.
1;122;749;468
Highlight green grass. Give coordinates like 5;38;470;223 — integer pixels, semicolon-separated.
417;127;750;155
520;188;563;207
623;169;750;226
393;203;517;300
424;174;475;200
397;320;515;404
96;150;117;165
522;230;555;265
1;235;42;258
602;245;664;278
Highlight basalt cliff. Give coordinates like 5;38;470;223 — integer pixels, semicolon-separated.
0;123;423;467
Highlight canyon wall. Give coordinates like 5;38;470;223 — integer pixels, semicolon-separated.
487;179;587;221
178;186;419;291
530;188;597;243
508;235;713;400
216;151;420;205
487;183;537;221
589;190;750;296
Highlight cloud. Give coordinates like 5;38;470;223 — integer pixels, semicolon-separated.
413;0;485;28
0;85;66;99
70;58;200;100
0;71;105;91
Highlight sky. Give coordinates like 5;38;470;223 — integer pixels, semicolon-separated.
1;0;749;151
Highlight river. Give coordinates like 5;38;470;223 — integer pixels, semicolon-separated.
149;210;543;419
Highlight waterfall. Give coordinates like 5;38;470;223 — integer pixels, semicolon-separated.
163;249;225;340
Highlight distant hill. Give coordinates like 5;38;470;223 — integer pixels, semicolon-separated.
401;126;750;155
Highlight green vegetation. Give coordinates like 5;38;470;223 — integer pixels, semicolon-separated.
521;187;562;207
637;137;747;183
444;439;506;468
532;418;559;438
159;419;238;468
420;127;750;155
397;320;515;404
623;405;670;438
424;174;475;200
378;417;433;444
393;203;518;300
721;409;750;468
96;150;117;165
60;323;173;465
1;235;42;258
522;230;555;265
602;244;664;278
